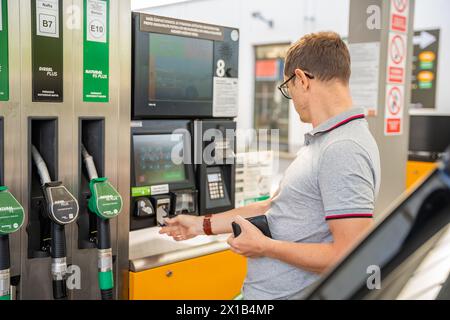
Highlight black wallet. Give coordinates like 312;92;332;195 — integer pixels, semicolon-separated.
232;215;272;238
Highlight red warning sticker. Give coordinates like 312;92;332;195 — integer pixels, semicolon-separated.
385;85;405;136
386;119;402;134
387;33;407;84
387;86;403;116
390;0;409;33
385;0;409;136
393;0;408;13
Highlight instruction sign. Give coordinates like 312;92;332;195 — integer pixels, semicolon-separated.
235;152;273;208
412;29;440;109
0;0;8;101
385;0;410;136
83;0;110;102
36;0;60;38
140;13;224;41
31;0;63;102
349;42;380;116
213;77;239;118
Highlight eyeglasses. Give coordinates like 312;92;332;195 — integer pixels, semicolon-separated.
278;71;315;100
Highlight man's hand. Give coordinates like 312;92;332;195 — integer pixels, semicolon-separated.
159;215;204;241
227;216;272;258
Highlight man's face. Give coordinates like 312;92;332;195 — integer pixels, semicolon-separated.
284;73;312;123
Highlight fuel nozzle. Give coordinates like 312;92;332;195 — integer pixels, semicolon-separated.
82;144;123;220
81;144;123;300
31;145;79;300
0;186;25;301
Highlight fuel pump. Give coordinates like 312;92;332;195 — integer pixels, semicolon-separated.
81;145;122;300
31;145;79;300
0;187;24;300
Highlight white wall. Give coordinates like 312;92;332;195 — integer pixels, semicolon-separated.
141;0;350;152
414;0;450;113
140;0;450;149
131;0;189;10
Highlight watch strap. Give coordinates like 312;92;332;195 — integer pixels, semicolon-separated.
203;214;214;236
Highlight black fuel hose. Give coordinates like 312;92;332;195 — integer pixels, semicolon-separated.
0;235;9;271
0;235;10;300
51;222;67;300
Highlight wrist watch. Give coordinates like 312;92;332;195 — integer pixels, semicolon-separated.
203;214;214;236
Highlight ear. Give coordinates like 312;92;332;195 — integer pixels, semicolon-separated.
294;69;310;91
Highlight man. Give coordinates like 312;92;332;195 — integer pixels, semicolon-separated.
160;31;381;300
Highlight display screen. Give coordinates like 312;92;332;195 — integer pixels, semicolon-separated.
208;173;221;182
133;134;187;186
148;33;214;102
409;116;450;153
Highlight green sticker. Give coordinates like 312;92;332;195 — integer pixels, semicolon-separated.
420;61;433;70
0;189;25;235
0;0;9;101
89;178;122;219
243;195;270;206
419;81;433;89
83;0;110;102
131;186;151;197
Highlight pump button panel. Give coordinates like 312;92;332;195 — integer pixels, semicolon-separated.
208;173;225;200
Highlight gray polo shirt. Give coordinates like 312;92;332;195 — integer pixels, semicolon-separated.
243;107;381;300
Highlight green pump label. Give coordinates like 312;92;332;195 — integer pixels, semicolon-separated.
31;0;64;102
0;188;25;235
89;178;122;219
0;0;9;101
83;0;110;102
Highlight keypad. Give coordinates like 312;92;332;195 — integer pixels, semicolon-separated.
208;176;225;200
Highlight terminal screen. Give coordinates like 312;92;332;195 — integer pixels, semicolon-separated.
134;134;187;186
148;33;214;102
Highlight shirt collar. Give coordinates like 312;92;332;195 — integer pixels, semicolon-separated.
306;107;366;137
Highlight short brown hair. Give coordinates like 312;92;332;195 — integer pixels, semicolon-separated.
284;32;351;84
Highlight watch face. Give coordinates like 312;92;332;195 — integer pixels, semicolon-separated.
46;186;79;225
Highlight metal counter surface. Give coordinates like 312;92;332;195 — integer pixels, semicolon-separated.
129;227;232;272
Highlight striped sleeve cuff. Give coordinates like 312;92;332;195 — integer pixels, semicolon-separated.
325;210;374;221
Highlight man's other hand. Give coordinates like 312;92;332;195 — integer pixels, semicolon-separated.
227;215;272;258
